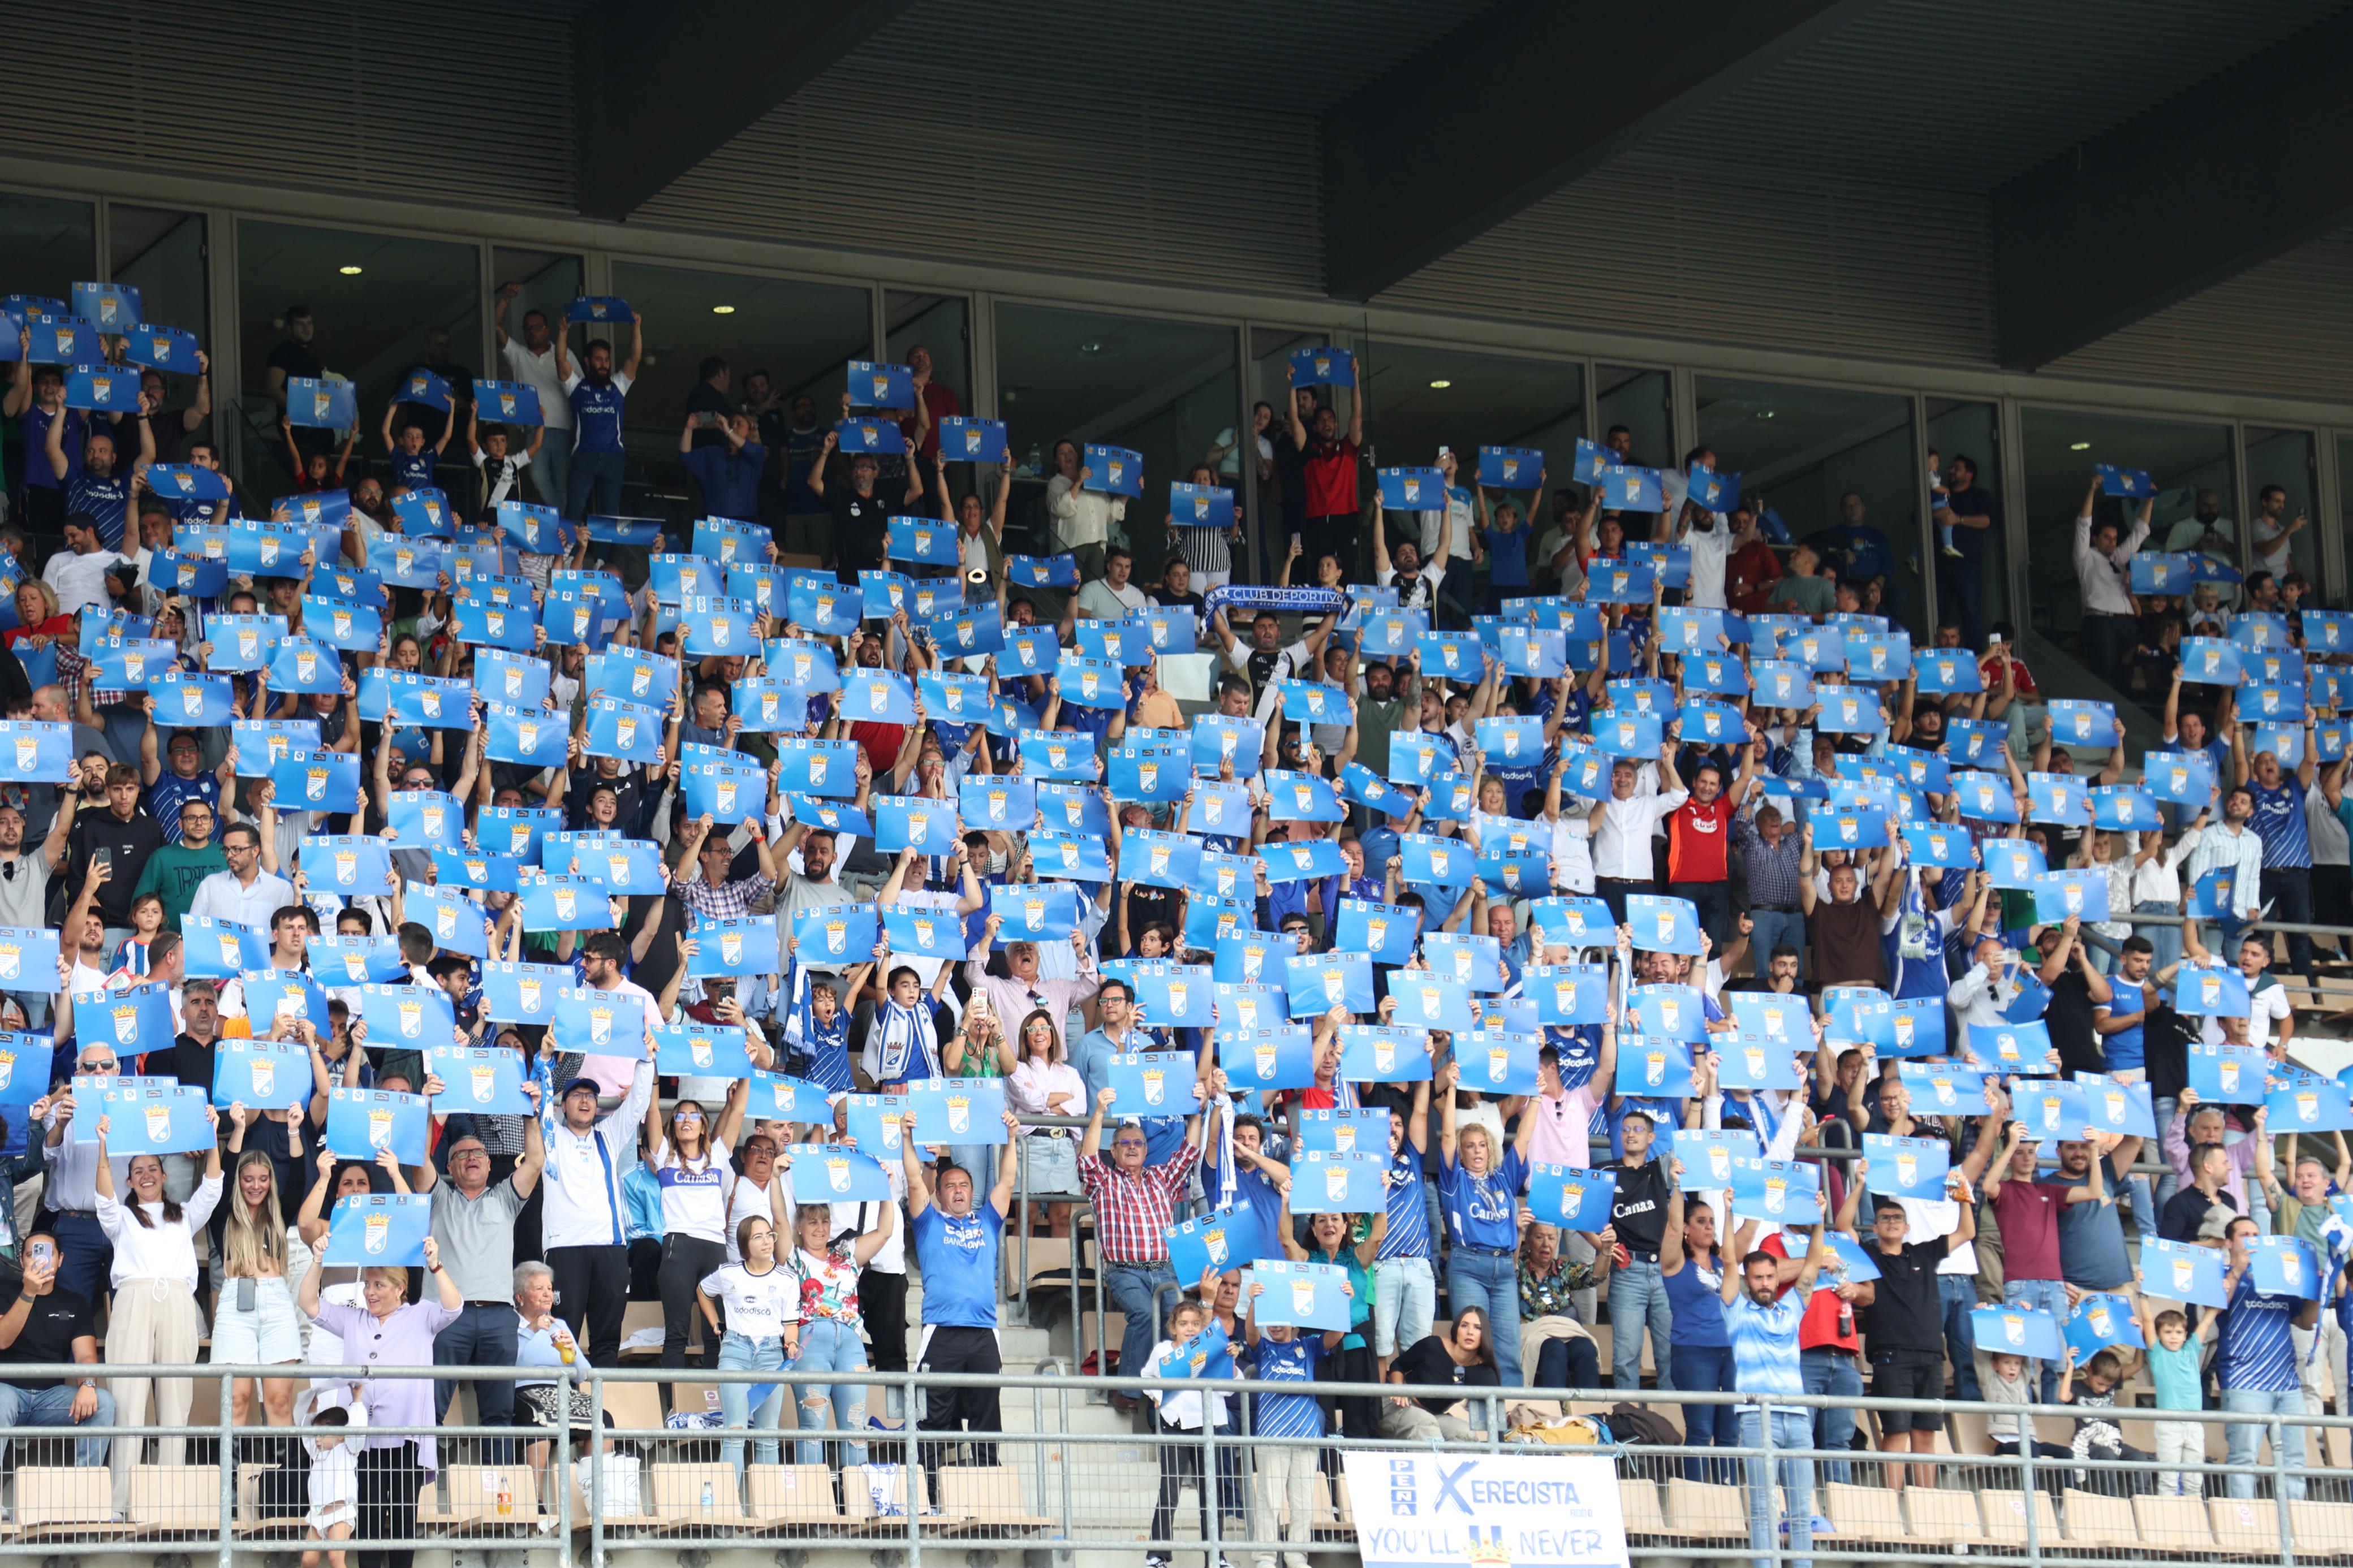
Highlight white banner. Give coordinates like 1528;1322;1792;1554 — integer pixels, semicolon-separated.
1340;1452;1628;1568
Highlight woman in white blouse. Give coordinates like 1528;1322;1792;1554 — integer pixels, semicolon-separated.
96;1107;223;1502
1006;1007;1085;1235
1046;438;1126;583
2131;819;2202;975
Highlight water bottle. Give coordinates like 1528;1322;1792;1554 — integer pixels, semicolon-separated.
700;1480;714;1517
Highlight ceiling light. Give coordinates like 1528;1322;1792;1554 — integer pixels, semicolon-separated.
2070;441;2090;451
1757;409;1775;420
1078;340;1104;355
1428;379;1451;389
711;304;735;315
338;265;363;275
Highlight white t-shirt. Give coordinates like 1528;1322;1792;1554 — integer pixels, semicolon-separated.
42;548;123;616
500;338;574;430
1075;579;1148;620
2253;517;2292;577
1682;522;1736;611
2200;981;2294;1053
473;447;533;513
697;1261;801;1339
651;1138;732;1245
724;1173;792;1264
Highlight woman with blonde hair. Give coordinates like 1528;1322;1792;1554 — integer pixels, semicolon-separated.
1005;1007;1083;1234
1437;1056;1538;1386
217;1107;301;1428
941;989;1015;1195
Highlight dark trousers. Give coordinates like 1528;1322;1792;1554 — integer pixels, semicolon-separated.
433;1302;519;1462
1939;550;1986;649
1149;1418;1210;1548
658;1233;727;1390
356;1441;423;1568
2081;611;2136;691
916;1324;1002;1499
547;1243;631;1367
1316;1338;1382;1444
1596;876;1651;927
49;1212;110;1307
2262;865;2317;982
860;1265;910;1373
1669;878;1733;946
1535;1335;1602;1391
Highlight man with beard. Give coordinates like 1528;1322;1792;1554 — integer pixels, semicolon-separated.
553;306;644;522
49;412;149;553
1722;1216;1827;1568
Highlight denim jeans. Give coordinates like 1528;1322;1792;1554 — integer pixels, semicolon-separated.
1105;1261;1176;1385
564;448;625;521
433;1302;518;1461
1740;1405;1813;1568
1670;1342;1737;1481
1372;1254;1435;1358
2222;1385;2306;1499
2003;1277;2071;1403
1608;1259;1675;1392
1747;909;1806;988
1800;1349;1860;1484
717;1331;788;1475
1445;1249;1523;1386
2133;899;2184;975
2153;1096;2182;1215
0;1380;114;1467
1941;1275;1981;1402
531;424;573;512
786;1317;868;1467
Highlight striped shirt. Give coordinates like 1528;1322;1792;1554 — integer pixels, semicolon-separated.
2182;822;2265;918
2248;780;2311;870
1378;1146;1431;1262
1726;1289;1806;1396
1077;1142;1200;1264
2217;1268;2300;1393
1246;1333;1325;1438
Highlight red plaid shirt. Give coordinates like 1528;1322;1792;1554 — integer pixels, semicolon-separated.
1078;1141;1200;1264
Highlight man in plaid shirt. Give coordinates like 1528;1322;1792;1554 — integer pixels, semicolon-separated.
675;811;778;919
1077;1083;1205;1414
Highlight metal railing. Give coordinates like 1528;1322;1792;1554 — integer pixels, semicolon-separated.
0;1362;2341;1566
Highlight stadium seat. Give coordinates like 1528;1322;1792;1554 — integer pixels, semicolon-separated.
1663;1479;1746;1536
747;1464;842;1526
2208;1495;2284;1554
1824;1481;1904;1540
15;1466;123;1532
1903;1487;1983;1544
127;1465;217;1535
843;1463;929;1523
1617;1476;1667;1536
934;1465;1052;1529
598;1380;665;1440
2289;1498;2353;1556
1975;1486;2057;1545
648;1462;749;1526
2133;1492;2217;1552
442;1463;541;1527
2058;1487;2136;1548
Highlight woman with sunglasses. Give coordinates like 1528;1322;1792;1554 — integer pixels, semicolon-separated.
644;1076;753;1401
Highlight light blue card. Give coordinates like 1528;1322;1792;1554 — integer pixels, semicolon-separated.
1104;1051;1199;1116
325;1087;430;1164
1218;1026;1318;1091
425;1045;533;1115
1290;1150;1387;1213
324;1193;432;1265
1286;951;1373;1018
1528;1164;1617;1232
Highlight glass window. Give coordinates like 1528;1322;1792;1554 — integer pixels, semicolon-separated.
1695;378;1923;637
235;220;481;509
109;206;210;463
1361;339;1584;611
0;192;95;304
886;291;969;413
2019;407;2234;711
608;262;872;539
2245;426;2318;590
997;304;1240;574
1252;325;1354;581
1924;400;2006;649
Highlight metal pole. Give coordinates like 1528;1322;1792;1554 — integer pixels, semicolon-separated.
2020;1421;2041;1568
2274;1412;2297;1568
906;1367;923;1568
555;1359;573;1568
1202;1402;1220;1567
1016;1131;1032;1327
1058;1358;1075;1554
216;1368;234;1568
589;1367;605;1568
1759;1397;1774;1566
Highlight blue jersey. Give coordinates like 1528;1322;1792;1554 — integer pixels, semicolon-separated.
1726;1290;1805;1395
66;469;130;550
567;372;632;454
390;449;437;494
1438;1145;1527;1252
2248;779;2312;870
1548;1023;1600;1092
1378;1144;1430;1261
1245;1333;1325;1438
911;1202;1002;1329
2217;1268;2300;1392
145;770;222;848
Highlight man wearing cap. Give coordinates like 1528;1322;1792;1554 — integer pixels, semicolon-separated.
415;1081;546;1452
541;1057;654;1366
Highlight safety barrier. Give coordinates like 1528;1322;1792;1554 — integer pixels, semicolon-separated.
0;1362;2333;1566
